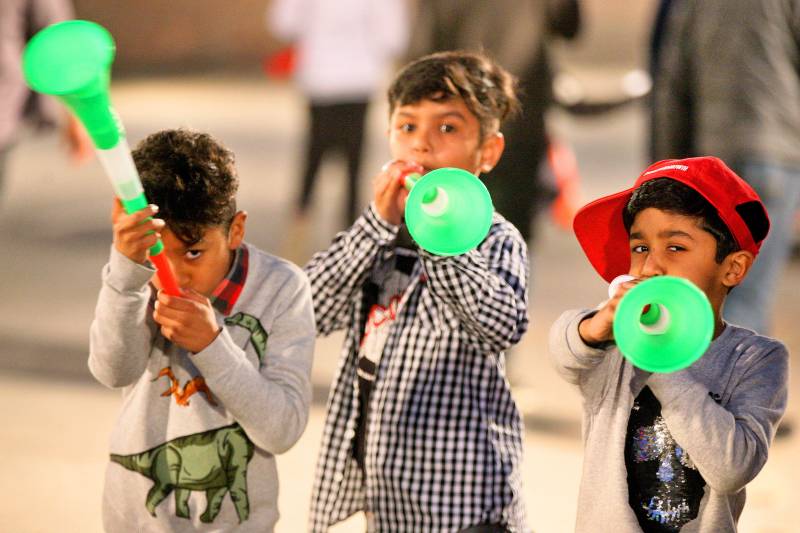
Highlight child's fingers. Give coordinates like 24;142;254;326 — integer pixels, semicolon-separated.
111;198;125;223
132;231;160;251
179;288;208;305
609;279;639;303
374;161;401;191
373;172;392;196
114;229;159;252
386;169;407;195
114;205;161;233
114;221;164;252
156;292;201;314
393;161;424;186
602;278;646;331
114;215;164;241
378;160;423;187
380;159;400;173
124;218;165;238
152;305;180;328
153;314;182;343
152;304;190;338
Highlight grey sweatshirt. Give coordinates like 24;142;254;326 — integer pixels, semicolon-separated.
549;309;788;532
89;244;315;532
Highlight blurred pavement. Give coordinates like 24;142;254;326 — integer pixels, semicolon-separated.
0;76;797;532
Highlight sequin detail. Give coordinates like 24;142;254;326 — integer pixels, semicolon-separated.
625;386;706;532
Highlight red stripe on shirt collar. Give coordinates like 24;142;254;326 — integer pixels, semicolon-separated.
209;245;249;316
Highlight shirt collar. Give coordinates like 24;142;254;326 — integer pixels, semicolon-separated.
209;244;249;316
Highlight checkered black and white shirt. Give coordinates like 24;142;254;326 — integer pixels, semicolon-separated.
305;204;530;532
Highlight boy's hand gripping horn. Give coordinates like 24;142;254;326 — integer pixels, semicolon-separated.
403;167;494;256
611;275;714;373
22;20;180;295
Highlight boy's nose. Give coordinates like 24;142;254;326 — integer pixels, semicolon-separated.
167;263;191;290
410;131;431;153
640;252;665;278
176;271;191;290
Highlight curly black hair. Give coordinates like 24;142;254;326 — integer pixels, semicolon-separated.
623;178;738;263
132;129;238;245
388;50;520;140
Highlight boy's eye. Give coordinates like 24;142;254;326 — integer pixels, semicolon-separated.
632;244;648;254
400;123;415;133
667;245;686;252
439;124;455;133
185;250;203;260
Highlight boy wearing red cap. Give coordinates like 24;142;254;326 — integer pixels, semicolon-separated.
549;156;788;532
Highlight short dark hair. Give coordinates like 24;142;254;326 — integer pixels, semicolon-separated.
623;178;738;263
388;50;520;140
132;129;238;245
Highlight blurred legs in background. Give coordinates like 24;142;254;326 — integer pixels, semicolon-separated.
283;100;368;262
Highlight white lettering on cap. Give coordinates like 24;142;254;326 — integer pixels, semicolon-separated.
643;164;689;175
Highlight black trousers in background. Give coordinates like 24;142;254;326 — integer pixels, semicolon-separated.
299;101;369;225
483;76;551;245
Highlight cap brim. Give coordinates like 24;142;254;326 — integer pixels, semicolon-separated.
572;187;635;283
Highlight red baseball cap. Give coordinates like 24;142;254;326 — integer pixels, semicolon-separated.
573;156;770;282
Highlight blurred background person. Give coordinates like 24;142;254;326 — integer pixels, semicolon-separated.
0;0;91;203
407;0;581;245
267;0;409;261
650;0;800;337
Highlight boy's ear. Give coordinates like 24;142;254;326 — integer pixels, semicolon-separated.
478;132;505;173
721;250;754;289
227;211;247;249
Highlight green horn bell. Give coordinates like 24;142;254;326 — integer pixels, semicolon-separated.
613;276;714;373
404;167;493;256
22;20;120;149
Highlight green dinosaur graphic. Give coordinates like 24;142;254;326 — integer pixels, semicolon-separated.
224;312;268;363
110;424;254;523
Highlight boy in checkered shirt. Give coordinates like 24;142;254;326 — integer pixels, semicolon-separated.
89;129;315;531
549;157;788;531
305;51;531;532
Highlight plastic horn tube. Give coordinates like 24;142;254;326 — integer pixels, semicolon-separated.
95;140;181;295
608;274;666;332
612;276;713;372
404;173;439;204
21;20;180;295
402;167;494;256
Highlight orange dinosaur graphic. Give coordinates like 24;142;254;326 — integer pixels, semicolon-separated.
153;367;217;407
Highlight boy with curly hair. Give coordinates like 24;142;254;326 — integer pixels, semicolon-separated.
89;129;315;531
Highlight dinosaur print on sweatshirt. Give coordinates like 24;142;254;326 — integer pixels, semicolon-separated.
224;312;268;364
110;314;269;523
153;367;217;407
110;424;254;523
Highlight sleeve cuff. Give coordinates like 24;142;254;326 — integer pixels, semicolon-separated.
191;326;242;380
358;203;400;245
105;246;156;293
566;310;613;364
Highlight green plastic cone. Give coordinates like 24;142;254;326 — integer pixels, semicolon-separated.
22;20;120;149
405;167;493;256
613;276;713;373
